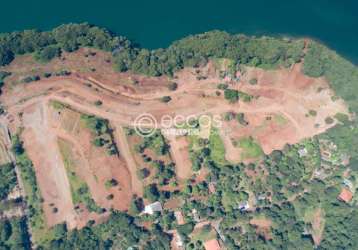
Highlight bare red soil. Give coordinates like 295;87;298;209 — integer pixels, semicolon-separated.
0;48;349;228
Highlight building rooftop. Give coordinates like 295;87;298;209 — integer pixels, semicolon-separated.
338;188;353;203
144;201;163;215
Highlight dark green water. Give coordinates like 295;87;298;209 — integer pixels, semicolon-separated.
2;0;358;63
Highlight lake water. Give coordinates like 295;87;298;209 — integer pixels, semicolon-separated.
2;0;358;63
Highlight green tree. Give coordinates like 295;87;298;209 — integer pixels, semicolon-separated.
224;89;239;103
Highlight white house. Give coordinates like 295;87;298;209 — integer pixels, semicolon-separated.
144;201;163;215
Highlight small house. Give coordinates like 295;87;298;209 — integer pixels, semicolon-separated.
144;201;163;215
338;188;353;203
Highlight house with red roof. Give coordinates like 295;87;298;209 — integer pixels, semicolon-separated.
338;188;353;203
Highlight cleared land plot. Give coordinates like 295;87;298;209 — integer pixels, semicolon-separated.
49;105;133;212
0;136;11;165
21;102;77;229
163;133;192;180
0;125;12;165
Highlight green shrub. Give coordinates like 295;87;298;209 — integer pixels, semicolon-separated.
22;75;40;83
168;82;178;91
309;110;317;116
94;100;103;106
0;163;17;200
238;91;253;102
237;113;249;126
34;45;61;62
105;178;118;188
224;89;239;103
160;96;172;103
325;117;334;124
217;83;228;90
334;113;349;124
249;78;258;85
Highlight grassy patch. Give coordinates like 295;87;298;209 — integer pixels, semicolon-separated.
237;137;263;159
57;138;102;213
273;114;288;125
334;112;349;124
50;100;68;110
136;131;169;156
191;225;217;242
58;138;85;204
209;128;227;165
238;91;253;102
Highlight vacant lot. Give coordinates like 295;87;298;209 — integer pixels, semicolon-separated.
0;48;349;230
21;102;77;228
49;106;133;212
164;133;192;180
0;129;11;165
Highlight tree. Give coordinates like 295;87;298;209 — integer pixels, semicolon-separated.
0;163;17;200
93;138;104;147
168;82;178;91
0;46;14;66
144;184;160;202
129;197;143;214
224;89;239;103
0;220;12;242
52;223;67;239
137;168;150;179
160;96;172;103
105;178;118;188
34;46;61;62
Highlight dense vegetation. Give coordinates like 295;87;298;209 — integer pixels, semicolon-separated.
0;23;304;78
114;31;304;76
0;217;31;249
11;134;49;244
45;212;171;250
0;23;131;66
0;163;17;200
303;42;358;114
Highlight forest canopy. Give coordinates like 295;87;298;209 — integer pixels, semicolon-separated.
0;23;305;77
